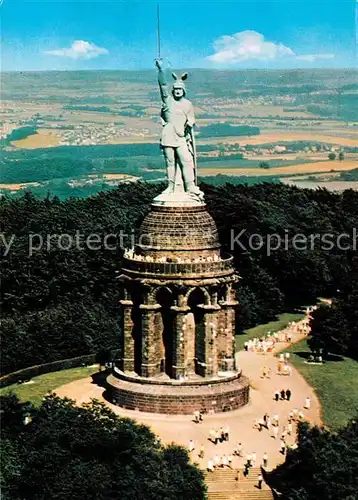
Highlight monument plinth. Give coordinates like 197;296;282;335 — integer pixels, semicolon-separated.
107;202;250;414
106;60;249;414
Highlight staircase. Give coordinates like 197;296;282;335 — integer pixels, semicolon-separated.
204;467;274;500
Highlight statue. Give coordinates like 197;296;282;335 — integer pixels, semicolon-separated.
155;59;204;203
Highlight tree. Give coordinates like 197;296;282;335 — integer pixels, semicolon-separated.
308;277;358;360
270;419;358;499
328;152;336;160
0;394;206;500
338;151;345;161
259;161;270;169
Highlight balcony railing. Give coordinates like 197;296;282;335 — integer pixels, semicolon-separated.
122;254;234;278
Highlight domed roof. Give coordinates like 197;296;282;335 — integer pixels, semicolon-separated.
137;205;220;252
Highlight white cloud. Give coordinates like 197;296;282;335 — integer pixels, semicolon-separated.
296;53;335;62
44;40;109;60
207;31;295;63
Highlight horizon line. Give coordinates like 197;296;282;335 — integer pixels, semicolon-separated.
3;67;358;74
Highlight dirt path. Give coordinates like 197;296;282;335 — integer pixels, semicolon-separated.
55;317;321;471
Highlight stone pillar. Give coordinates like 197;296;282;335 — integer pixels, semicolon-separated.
139;300;162;378
197;304;221;377
184;312;196;375
218;283;238;371
170;305;190;380
119;299;135;372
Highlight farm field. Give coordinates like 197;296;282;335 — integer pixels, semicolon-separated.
0;182;42;191
2;69;357;197
11;129;61;149
199;159;358;177
200;131;358;147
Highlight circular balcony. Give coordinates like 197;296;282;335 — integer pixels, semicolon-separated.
121;254;235;279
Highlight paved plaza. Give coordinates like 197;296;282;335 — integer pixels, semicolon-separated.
55;317;321;473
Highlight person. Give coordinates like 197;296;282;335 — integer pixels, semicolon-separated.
257;473;263;489
214;455;220;469
305;396;311;409
285;352;290;361
274;390;280;401
235;442;243;456
244;341;249;351
199;411;203;422
244;464;249;477
262;452;268;468
155;59;203;201
280;389;286;400
199;444;205;459
207;459;214;472
286;389;292;401
258;417;265;431
220;426;225;442
228;453;233;468
224;425;230;441
193;410;199;423
266;416;272;430
287;421;293;435
280;439;286;455
272;426;279;439
209;428;215;443
188;439;195;452
235;469;241;482
267;367;272;378
215;429;220;445
222;455;228;468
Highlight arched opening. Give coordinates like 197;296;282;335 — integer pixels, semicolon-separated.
218;285;227;303
187;288;207;376
156;287;174;378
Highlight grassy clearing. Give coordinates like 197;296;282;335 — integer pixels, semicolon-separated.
0;366;98;407
286;338;358;430
235;312;304;352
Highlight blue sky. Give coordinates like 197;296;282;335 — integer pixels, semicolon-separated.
1;0;357;71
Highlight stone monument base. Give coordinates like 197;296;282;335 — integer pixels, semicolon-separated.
106;370;250;415
152;190;205;207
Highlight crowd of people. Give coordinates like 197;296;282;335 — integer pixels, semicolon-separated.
124;247;222;264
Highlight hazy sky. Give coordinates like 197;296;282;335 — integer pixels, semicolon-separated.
2;0;357;71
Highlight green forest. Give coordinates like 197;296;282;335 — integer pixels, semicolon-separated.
1;182;357;375
0;393;206;500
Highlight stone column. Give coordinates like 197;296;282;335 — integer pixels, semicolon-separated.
170;304;190;380
119;299;135;372
218;283;238;371
139;287;161;377
197;304;221;377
